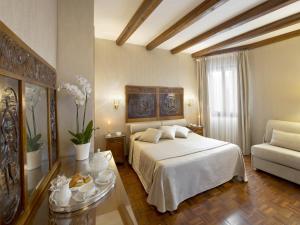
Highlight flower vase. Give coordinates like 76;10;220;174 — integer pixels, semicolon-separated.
26;149;42;170
74;143;90;160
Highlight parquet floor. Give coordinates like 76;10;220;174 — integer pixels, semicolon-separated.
117;156;300;225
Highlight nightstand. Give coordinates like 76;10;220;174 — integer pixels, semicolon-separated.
105;133;126;163
187;124;204;136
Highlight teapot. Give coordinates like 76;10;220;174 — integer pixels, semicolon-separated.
90;149;112;176
50;176;72;206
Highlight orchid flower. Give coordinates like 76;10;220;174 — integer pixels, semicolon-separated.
59;76;92;134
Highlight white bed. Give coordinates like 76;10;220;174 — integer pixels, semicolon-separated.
127;120;247;213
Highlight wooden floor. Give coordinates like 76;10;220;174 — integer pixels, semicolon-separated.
117;156;300;225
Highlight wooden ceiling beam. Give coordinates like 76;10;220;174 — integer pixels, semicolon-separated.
116;0;163;46
192;12;300;58
171;0;297;54
145;0;227;50
197;29;300;57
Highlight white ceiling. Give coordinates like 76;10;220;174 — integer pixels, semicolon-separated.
94;0;300;55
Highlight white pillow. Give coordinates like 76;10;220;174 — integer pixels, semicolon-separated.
270;129;300;152
160;126;176;139
173;125;190;138
139;128;162;144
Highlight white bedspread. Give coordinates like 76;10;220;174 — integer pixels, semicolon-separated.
129;133;247;212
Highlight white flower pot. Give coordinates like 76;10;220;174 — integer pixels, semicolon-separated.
74;143;90;160
27;150;42;170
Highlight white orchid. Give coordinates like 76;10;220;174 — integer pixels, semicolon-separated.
59;76;93;134
77;75;92;97
25;86;42;109
59;83;85;106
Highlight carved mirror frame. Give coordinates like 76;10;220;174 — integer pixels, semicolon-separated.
0;21;60;225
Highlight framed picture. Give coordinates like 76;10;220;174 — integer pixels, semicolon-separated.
125;85;184;122
126;86;158;122
159;87;184;120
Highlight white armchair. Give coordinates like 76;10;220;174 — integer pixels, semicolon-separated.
251;120;300;185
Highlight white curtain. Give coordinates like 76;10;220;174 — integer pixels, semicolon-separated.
197;52;250;154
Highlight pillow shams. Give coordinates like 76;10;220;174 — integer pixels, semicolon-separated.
138;128;162;144
173;125;190;138
270;129;300;152
160;126;176;139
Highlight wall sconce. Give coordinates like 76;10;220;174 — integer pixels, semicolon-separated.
187;99;193;107
113;99;120;110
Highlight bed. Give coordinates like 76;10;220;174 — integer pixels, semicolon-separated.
127;120;247;213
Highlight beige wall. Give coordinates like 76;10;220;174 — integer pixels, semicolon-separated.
0;0;95;157
0;0;57;68
94;39;197;149
57;0;95;156
249;36;300;145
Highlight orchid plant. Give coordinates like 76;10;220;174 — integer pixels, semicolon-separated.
26;86;43;152
59;76;93;145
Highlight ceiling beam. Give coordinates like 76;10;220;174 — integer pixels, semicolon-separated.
145;0;227;50
171;0;297;54
192;12;300;58
116;0;163;46
198;29;300;57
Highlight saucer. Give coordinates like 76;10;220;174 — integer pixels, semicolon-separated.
95;169;115;185
72;183;97;202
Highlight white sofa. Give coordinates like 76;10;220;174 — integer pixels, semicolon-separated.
251;120;300;185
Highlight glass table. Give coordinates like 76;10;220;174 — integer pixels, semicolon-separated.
27;151;138;225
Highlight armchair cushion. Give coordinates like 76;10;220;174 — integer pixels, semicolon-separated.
251;143;300;170
270;129;300;152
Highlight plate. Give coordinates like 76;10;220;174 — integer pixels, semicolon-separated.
72;184;97;202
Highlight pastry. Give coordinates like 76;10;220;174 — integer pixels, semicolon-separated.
69;173;92;188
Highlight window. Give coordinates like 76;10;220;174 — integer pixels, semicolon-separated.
205;55;239;144
207;66;238;118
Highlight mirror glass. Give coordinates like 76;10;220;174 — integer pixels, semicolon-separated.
25;83;49;197
0;76;22;224
50;89;57;165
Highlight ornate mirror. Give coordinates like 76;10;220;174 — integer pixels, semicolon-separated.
25;83;49;198
0;21;59;225
0;77;21;225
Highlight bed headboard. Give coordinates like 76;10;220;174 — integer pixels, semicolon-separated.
126;119;187;135
125;85;184;122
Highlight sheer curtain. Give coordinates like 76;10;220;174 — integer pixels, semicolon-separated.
197;52;250;154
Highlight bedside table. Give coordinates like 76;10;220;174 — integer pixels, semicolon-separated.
187;124;204;136
105;133;126;163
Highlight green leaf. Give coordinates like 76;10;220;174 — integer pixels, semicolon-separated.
31;133;41;143
69;121;94;145
83;120;93;143
68;130;81;139
71;138;80;145
27;133;43;152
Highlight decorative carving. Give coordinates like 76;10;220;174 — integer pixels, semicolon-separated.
50;90;57;164
159;87;183;118
126;86;184;122
0;86;21;225
0;30;56;87
126;86;157;122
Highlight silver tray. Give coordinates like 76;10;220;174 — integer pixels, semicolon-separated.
49;172;116;213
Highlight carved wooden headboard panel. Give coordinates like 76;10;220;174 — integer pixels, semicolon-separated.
125;85;184;122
